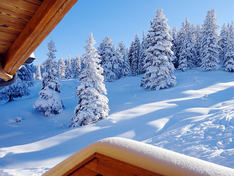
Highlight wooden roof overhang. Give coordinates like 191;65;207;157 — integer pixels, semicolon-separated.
0;0;78;81
63;152;162;176
43;137;234;176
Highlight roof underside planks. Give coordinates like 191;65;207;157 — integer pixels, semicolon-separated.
0;0;78;81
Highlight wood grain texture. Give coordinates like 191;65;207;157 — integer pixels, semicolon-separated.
66;153;162;176
0;62;13;81
0;0;40;16
0;41;12;53
63;154;97;176
0;0;41;66
70;167;98;176
0;31;18;43
0;5;32;22
3;0;78;76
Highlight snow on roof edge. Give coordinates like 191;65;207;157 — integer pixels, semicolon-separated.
30;52;35;58
43;137;234;176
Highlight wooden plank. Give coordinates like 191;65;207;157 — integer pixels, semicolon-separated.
83;158;98;171
0;6;32;22
0;31;18;43
23;0;42;6
0;62;13;81
0;7;30;24
70;167;98;176
0;16;26;34
3;0;78;76
62;152;163;176
0;41;12;53
0;0;40;16
63;154;96;176
94;153;162;176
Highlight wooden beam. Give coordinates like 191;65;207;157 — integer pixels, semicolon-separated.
0;62;13;81
70;167;98;176
63;154;97;176
3;0;78;75
65;153;162;176
93;153;162;176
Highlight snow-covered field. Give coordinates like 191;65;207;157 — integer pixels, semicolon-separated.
0;70;233;176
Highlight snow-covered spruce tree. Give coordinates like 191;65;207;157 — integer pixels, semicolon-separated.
111;52;122;80
116;42;130;76
36;64;42;80
171;27;180;68
141;9;176;90
201;10;220;71
71;34;109;127
69;57;77;79
224;23;234;72
128;41;134;73
98;37;117;81
128;34;141;75
218;24;229;66
178;19;196;71
58;58;66;78
194;24;203;67
177;22;188;71
115;42;126;77
65;57;73;79
18;64;34;87
0;65;33;102
73;56;82;78
138;32;148;74
34;40;64;116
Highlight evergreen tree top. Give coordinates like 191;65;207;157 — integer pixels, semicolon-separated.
202;9;219;34
47;40;57;60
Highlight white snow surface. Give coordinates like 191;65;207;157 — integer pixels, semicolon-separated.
0;70;233;175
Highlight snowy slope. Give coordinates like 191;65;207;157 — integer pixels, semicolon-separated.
0;70;233;176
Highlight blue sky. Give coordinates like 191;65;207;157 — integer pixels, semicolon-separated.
34;0;234;64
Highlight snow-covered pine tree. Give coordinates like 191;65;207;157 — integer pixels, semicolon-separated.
128;41;134;73
201;10;220;71
194;24;202;67
116;42;130;77
36;64;42;80
18;64;34;87
177;22;188;71
115;42;125;77
178;19;196;71
0;64;33;102
70;57;78;78
138;32;148;74
141;9;176;90
188;24;197;68
65;57;73;79
73;56;82;78
42;40;57;73
71;34;109;127
111;51;122;80
129;34;141;75
171;27;180;68
218;24;229;66
58;58;66;78
98;37;117;81
34;40;64;116
224;23;234;72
